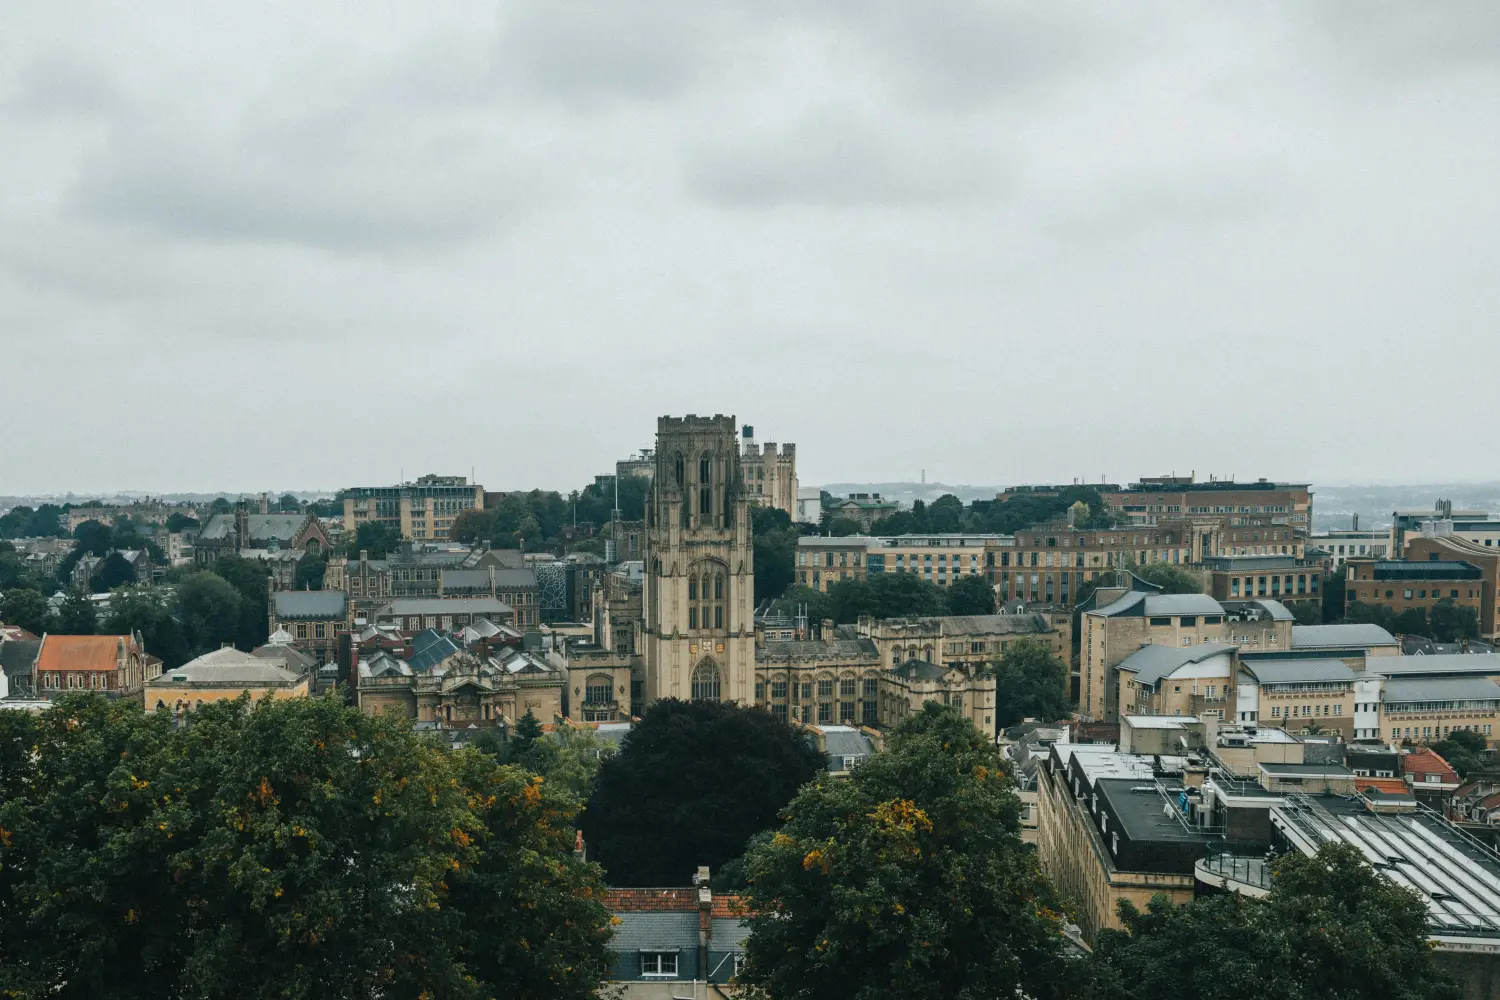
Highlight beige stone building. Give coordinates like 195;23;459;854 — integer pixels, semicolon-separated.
739;425;798;519
267;589;351;666
340;474;485;542
641;415;756;707
146;645;311;713
355;633;563;729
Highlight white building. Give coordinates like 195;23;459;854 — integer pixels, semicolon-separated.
1309;529;1390;568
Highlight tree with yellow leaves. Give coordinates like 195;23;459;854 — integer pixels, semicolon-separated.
737;702;1077;1000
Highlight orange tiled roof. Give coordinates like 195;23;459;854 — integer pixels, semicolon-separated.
1403;747;1459;779
1354;777;1411;796
36;635;125;673
603;888;748;918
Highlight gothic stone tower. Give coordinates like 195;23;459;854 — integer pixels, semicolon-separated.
642;414;755;706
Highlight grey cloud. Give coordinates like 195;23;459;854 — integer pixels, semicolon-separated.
69;107;540;252
686;111;1001;208
2;55;126;116
1297;2;1500;78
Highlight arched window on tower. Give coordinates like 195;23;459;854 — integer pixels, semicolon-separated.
688;576;697;600
674;453;685;488
692;659;721;701
714;574;723;600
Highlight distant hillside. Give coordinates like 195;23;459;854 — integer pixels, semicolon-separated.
1310;483;1500;531
817;482;1001;507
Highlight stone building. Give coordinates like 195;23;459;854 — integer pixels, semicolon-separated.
1405;535;1500;640
146;645;311;713
374;597;514;632
326;545;474;624
641;415;756;707
739;425;798;519
439;566;541;628
194;506;330;566
267;589;351;666
340;474;485;542
355;629;563;729
1343;557;1486;631
32;632;152;701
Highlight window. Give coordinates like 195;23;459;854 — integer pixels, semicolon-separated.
641;952;678;977
691;660;721;701
840;677;856;699
818;678;834;699
689;607;697;629
771;679;787;699
586;674;612;706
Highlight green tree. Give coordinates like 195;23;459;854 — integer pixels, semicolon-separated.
56;590;98;635
1345;600;1396;632
1132;563;1201;594
1323;568;1347;622
107;588;192;669
207;554;272;650
870;510;920;536
927;494;965;532
752;506;799;602
1430;729;1486;779
1394;607;1428;636
72;519;113;557
175;571;242;652
1290;601;1322;626
294;552;327;591
1086;842;1458;1000
89;551;137;592
512;708;544;753
0;694;614;1000
947;574;997;616
0;588;53;636
581;699;823;886
211;497;232;513
824;572;950;623
277;493;300;512
992;637;1071;730
823;516;864;537
165;512;199;533
1428;598;1480;642
738;703;1073;1000
345;521;402;558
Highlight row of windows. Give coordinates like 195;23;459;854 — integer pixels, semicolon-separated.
1270;703;1343;718
1228;575;1318;597
1393;724;1491;741
1349;588;1472;601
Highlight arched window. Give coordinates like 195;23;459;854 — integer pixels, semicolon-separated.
699;453;712;484
674;453;685;488
692;659;721;701
688;576;698;600
586;673;613;706
714;574;723;600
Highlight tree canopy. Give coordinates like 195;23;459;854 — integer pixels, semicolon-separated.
0;504;67;540
1085;841;1457;1000
752;506;802;602
0;694;614;1000
0;588;52;636
737;703;1075;1000
581;699;823;886
868;487;1114;538
992;637;1071;730
1131;562;1201;595
947;574;997;616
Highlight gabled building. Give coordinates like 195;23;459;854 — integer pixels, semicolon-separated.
268;589;351;666
33;633;150;701
194;507;330;566
146;645;310;713
603;871;748;996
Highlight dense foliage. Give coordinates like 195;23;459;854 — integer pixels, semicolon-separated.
771;574;967;625
581;699;824;886
0;694;613;1000
448;481;647;553
738;704;1075;1000
1344;597;1478;642
992;638;1071;729
1131;562;1201;595
1086;842;1457;1000
867;488;1114;537
1429;728;1486;778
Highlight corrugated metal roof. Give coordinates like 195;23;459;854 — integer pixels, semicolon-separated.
1143;594;1225;617
1291;623;1399;648
1238;658;1356;685
1383;676;1500;704
1116;641;1236;686
273;590;347;619
1373;653;1500;676
379;597;513;616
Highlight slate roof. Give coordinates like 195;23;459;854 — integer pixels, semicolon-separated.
198;513;308;543
440;568;539;591
272;590;347;620
1093;591;1225;617
0;639;42;681
1382;676;1500;704
756;638;880;662
819;725;875;760
1291;623;1399;649
379;598;513;617
892;658;948;682
1237;658;1356;685
152;646;305;686
1371;653;1500;678
409;635;463;673
1115;641;1236;686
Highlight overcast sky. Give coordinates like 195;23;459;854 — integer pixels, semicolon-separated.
4;2;1498;496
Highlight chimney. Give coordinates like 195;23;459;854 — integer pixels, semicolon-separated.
694;866;712;980
258;492;270;515
822;619;836;646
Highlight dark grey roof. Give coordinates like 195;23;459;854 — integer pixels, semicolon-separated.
1116;641;1236;686
1244;599;1295;622
611;911;698;955
1237;658;1356;685
491;569;537;588
440;569;495;590
893;658;948;682
409;635;463;673
1371;653;1500;677
379;597;513;617
1383;676;1500;704
1092;592;1224;618
198;513;309;543
820;726;875;759
272;590;347;619
0;639;41;679
1291;623;1398;649
756;638;880;662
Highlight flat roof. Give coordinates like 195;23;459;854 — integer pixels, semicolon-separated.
1125;715;1200;730
1258;762;1355;776
1096;779;1222;846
